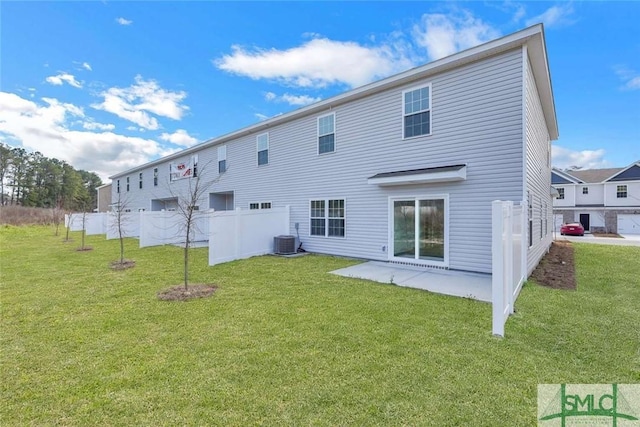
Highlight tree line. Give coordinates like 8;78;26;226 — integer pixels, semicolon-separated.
0;143;103;211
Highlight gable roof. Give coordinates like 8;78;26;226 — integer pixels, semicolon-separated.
110;24;557;180
604;161;640;182
568;168;624;183
551;168;582;184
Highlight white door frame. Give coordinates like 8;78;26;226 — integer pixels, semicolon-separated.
388;194;449;268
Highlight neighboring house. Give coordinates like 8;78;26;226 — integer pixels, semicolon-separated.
96;183;112;212
552;161;640;234
109;24;558;276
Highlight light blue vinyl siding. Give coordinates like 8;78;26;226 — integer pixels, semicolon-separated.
112;48;529;274
524;48;553;274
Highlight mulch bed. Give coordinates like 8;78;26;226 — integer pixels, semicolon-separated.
157;284;218;301
592;233;622;238
110;260;136;270
530;241;576;290
76;246;93;252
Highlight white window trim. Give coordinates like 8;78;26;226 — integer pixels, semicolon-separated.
387;194;449;268
317;113;336;155
616;184;628;198
248;201;272;210
402;83;432;140
308;197;346;238
218;145;227;173
257;133;269;166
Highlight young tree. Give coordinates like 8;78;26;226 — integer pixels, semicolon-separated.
74;190;92;251
64;211;75;242
169;161;220;290
51;199;64;236
109;191;134;268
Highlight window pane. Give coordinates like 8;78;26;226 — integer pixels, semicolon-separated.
311;200;324;218
328;219;345;237
258;149;268;165
404;111;430;138
328;199;344;218
319;134;335;154
261;202;271;209
249;203;259;210
419;199;444;261
311;218;326;236
394;201;415;258
218;159;226;173
319;115;334;135
257;134;268;151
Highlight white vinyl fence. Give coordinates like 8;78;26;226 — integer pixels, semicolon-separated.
106;211;140;240
209;206;290;266
139;210;211;248
64;213;107;235
491;200;527;337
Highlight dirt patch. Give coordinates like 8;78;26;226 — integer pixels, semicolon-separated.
592;233;622;238
76;246;93;252
110;260;136;270
530;241;576;290
157;284;218;301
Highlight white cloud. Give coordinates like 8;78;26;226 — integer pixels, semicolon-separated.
215;9;501;89
82;62;92;71
254;113;269;121
92;75;189;130
82;121;115;131
525;4;575;28
412;10;501;61
160;129;198;147
116;17;133;26
216;37;413;89
614;66;640;91
264;92;321;106
45;73;83;88
552;145;609;170
0;92;168;181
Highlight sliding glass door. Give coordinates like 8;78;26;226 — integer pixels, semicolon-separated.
392;197;446;265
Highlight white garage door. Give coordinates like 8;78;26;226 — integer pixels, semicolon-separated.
554;214;564;232
618;214;640;235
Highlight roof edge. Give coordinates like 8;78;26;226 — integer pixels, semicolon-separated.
110;24;550;180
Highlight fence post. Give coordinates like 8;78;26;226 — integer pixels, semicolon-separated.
492;200;505;337
504;201;514;315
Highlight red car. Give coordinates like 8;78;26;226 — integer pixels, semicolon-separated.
560;222;585;236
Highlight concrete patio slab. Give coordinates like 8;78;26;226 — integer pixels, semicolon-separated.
331;261;492;302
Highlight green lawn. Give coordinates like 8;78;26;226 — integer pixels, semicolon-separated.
1;226;639;426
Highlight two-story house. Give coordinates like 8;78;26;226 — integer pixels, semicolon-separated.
552;161;640;234
109;24;558;276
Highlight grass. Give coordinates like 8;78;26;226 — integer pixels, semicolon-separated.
1;226;639;426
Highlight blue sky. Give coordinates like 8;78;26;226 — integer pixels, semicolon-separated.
1;1;638;181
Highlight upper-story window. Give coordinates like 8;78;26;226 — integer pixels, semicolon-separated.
403;84;431;138
617;185;627;198
116;179;120;194
318;113;335;154
582;187;588;195
126;177;130;192
218;145;227;173
139;172;143;189
153;168;158;186
257;133;269;166
557;188;565;200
